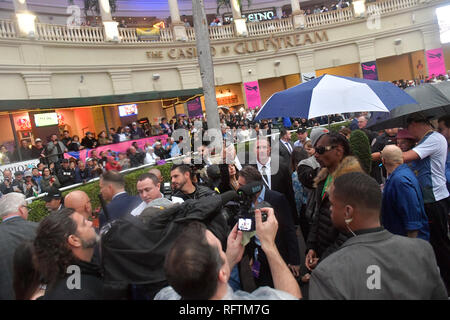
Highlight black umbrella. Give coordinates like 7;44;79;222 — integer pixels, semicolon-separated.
367;81;450;130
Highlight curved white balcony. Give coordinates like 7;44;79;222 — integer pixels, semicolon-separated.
0;0;429;44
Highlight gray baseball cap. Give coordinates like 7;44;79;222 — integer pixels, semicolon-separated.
310;127;330;147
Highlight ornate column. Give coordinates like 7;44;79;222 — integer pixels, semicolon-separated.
290;0;305;29
169;0;187;41
99;0;120;42
12;0;28;11
231;0;248;37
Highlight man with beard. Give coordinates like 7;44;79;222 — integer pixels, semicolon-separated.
34;208;103;299
170;164;215;201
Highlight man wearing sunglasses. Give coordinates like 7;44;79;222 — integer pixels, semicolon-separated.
0;192;38;299
304;131;362;279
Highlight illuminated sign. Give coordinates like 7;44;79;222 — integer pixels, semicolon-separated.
118;104;138;117
34;112;59;127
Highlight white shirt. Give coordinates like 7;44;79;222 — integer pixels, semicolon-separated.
155;284;297;300
130;193;167;216
412;131;449;203
257;158;271;189
294;137;310;148
130;201;149;217
144;152;158;165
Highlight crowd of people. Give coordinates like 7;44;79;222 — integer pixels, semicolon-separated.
0;111;348;198
392;72;450;89
0;108;449;300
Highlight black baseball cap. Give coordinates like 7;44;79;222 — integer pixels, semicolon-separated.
43;187;62;202
297;127;307;134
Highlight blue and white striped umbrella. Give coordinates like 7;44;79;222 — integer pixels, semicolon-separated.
254;74;418;121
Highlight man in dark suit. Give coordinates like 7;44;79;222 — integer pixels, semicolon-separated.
279;128;294;167
98;171;140;229
250;138;298;224
0;192;38;299
238;166;301;288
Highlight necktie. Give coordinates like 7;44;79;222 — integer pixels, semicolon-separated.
261;166;269;188
286;142;292;153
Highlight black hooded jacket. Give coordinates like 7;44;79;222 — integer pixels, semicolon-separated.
42;259;104;300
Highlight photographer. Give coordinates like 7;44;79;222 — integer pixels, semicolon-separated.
238;166;301;287
170;164;216;201
155;208;301;300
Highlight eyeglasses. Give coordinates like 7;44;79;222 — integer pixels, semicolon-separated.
314;145;337;155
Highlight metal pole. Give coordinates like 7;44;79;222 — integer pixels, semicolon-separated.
9;112;22;161
192;0;220;131
102;106;111;139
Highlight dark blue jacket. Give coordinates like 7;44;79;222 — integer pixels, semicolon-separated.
99;192;140;229
74;167;93;183
381;164;429;241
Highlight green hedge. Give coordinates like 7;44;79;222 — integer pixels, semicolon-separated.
349;130;372;174
27;163;173;223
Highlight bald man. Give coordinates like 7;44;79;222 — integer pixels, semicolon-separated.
149;168;164;194
381;145;429;240
64;190;93;220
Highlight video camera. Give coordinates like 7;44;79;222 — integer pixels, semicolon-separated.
224;181;269;232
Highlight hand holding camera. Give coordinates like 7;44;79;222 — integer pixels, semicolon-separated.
255;207;278;252
225;223;244;270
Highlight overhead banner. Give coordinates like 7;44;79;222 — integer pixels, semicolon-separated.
0;159;41;180
301;72;316;82
244;81;262;110
426;48;446;77
361;61;379;80
187;97;203;118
